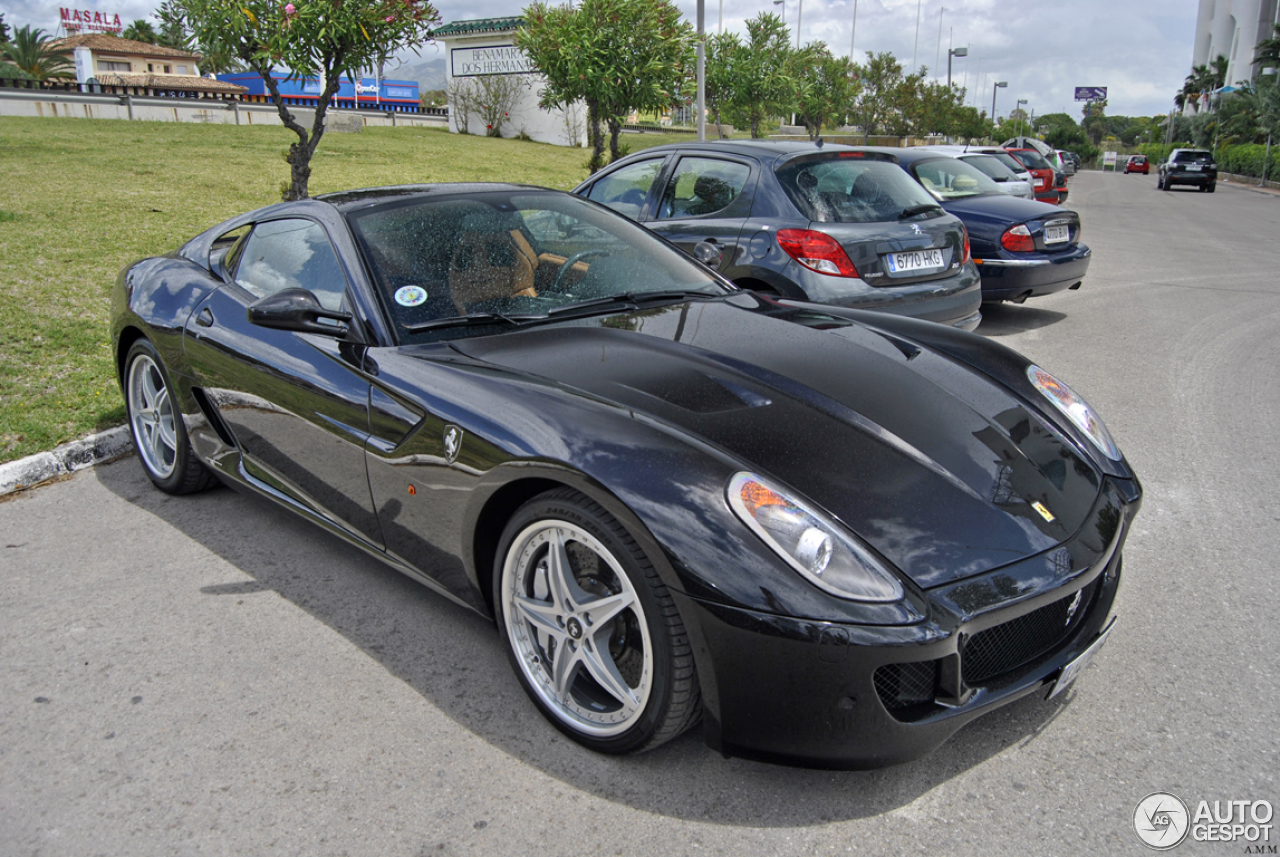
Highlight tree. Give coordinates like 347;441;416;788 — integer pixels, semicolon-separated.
1254;24;1280;74
788;41;858;140
518;0;694;170
704;30;739;136
0;13;11;44
123;19;160;43
950;105;991;143
850;51;902;140
1;26;75;80
176;0;439;200
156;1;191;50
724;12;793;138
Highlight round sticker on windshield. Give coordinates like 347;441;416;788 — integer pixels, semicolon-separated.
395;286;427;307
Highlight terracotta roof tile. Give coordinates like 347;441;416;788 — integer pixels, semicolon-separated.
52;34;202;61
94;72;247;93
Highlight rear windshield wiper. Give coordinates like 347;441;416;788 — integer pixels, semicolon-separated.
546;289;722;316
900;203;941;219
403;311;535;333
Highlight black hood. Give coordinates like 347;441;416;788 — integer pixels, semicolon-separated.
451;298;1103;588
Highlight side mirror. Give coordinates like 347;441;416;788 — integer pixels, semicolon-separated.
248;288;352;336
693;240;723;268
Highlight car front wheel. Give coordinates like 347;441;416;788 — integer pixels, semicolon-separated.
124;339;217;494
494;489;700;754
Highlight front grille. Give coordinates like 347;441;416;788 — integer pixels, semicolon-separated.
874;660;939;710
963;579;1098;684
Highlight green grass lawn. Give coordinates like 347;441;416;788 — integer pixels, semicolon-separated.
0;116;709;464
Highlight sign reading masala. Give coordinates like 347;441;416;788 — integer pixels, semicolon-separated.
450;45;534;77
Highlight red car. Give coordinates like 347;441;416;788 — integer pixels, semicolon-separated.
1006;148;1061;204
1124;155;1149;174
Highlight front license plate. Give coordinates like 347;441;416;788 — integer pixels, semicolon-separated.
1185;164;1201;171
1048;619;1115;699
886;248;944;274
1044;224;1070;245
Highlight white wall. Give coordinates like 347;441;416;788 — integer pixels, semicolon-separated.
0;89;448;128
441;31;587;147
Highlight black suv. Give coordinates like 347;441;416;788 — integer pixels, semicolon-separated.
1158;149;1218;192
573;140;983;330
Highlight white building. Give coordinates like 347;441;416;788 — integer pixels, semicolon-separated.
1193;0;1280;86
434;17;587;147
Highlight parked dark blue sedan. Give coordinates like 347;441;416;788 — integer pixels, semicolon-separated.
865;148;1092;304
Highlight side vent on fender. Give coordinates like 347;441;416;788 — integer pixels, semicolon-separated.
190;387;238;448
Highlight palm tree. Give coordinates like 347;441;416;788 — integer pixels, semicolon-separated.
0;26;75;80
1254;24;1280;72
1209;54;1229;90
122;19;160;44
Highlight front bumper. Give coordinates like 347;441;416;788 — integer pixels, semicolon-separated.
682;478;1139;769
975;243;1092;302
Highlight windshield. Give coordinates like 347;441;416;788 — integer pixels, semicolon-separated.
1007;149;1052;171
347;191;730;343
775;155;939;223
958;154;1017;182
911;157;1002;199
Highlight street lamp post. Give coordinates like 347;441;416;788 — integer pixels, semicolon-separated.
1015;98;1027;137
696;0;705;141
947;46;967;89
849;0;858;60
1263;68;1276;186
796;0;803;48
934;7;946;79
991;80;1007;128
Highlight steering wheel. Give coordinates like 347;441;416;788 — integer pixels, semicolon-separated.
549;248;609;293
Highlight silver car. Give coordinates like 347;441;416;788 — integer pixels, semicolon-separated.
911;146;1035;199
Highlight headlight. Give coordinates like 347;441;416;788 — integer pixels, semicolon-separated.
1027;365;1121;461
727;472;904;602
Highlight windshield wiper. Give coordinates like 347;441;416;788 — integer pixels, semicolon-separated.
546;289;722;316
403;311;534;333
900;203;942;219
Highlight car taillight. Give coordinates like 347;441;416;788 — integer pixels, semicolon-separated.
1001;224;1036;253
961;225;971;265
776;229;859;277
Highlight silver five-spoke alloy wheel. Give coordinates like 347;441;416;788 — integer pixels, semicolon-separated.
127;352;178;480
501;519;653;737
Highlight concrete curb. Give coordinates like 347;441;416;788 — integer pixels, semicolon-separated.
0;426;133;497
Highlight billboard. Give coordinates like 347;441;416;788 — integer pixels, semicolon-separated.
1074;86;1107;101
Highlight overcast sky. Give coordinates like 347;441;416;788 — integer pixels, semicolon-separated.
6;0;1200;119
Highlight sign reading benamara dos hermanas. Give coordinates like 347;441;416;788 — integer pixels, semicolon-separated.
450;45;534;77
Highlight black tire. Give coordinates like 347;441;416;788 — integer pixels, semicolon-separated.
1207;183;1216;193
123;339;217;495
1161;176;1171;191
493;488;700;754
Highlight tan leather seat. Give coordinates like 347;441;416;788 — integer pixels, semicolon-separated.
449;229;538;313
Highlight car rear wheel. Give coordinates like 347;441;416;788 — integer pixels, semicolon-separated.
124;340;217;494
494;489;700;754
1207;183;1216;193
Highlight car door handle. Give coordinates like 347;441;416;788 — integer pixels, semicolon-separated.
196;307;215;327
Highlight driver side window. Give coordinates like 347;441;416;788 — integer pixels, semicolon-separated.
235;219;349;312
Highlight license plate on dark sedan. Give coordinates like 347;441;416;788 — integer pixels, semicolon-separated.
1044;225;1069;244
1048;619;1115;699
886;249;944;273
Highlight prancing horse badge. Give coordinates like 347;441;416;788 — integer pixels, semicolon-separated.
444;425;463;464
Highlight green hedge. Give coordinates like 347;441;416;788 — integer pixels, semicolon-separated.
1138;141;1280;179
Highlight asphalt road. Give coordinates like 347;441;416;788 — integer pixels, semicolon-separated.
3;170;1278;856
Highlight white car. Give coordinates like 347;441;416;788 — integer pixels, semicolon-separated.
911;146;1035;199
